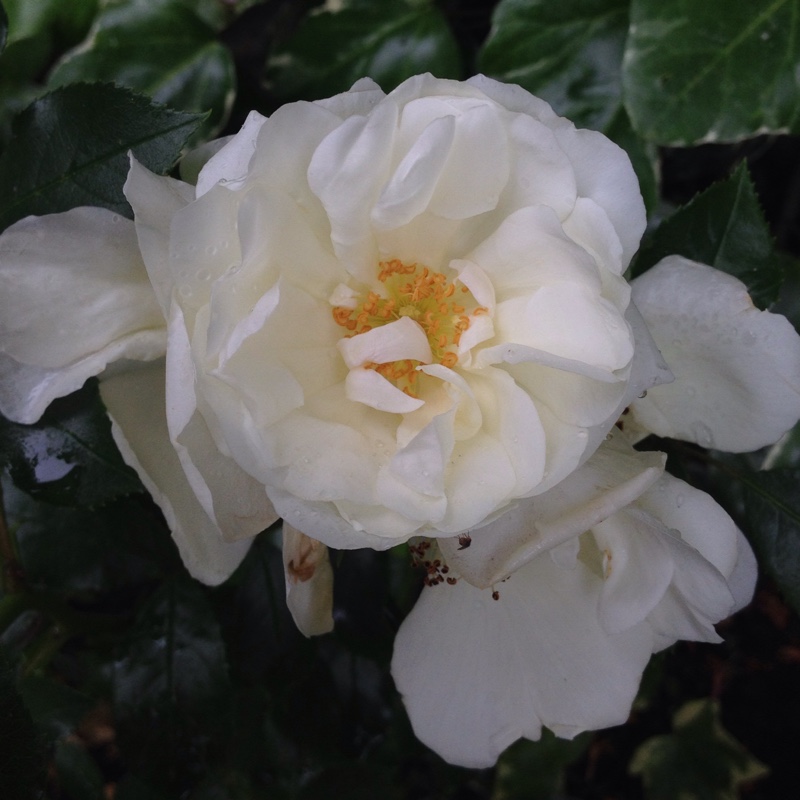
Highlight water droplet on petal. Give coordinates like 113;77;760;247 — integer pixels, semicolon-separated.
691;422;714;448
676;494;685;508
638;389;648;399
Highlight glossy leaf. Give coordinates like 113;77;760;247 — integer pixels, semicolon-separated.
5;479;170;593
479;0;629;132
630;699;767;800
0;0;98;83
604;105;659;212
0;1;7;56
0;646;45;799
494;730;590;799
54;739;105;800
633;164;783;309
112;577;232;781
763;420;800;470
0;382;142;508
49;0;235;140
623;0;800;144
264;0;461;101
0;82;204;231
18;674;93;742
731;466;800;614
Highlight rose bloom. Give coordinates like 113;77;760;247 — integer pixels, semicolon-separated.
2;76;800;767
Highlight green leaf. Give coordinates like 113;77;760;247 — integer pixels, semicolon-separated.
630;699;767;800
493;729;590;800
0;645;45;800
264;0;462;102
724;464;800;614
54;739;104;800
479;0;629;132
5;478;170;592
18;674;93;742
762;419;800;469
49;0;235;141
298;763;403;800
112;577;232;781
604;105;659;213
0;82;205;232
623;0;800;144
0;382;143;508
633;163;783;309
0;0;98;83
0;2;8;56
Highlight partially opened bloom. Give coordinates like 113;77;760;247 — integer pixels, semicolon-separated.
390;256;800;767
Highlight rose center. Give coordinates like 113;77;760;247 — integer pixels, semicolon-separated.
332;259;487;395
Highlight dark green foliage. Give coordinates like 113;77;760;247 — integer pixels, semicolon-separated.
634;164;784;309
0;83;204;231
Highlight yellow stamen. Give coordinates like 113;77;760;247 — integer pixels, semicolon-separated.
333;260;488;397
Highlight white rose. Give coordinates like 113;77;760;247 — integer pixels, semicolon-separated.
118;73;657;553
389;256;800;768
2;74;800;771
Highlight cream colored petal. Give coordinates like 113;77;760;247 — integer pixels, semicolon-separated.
337;317;432;368
554;125;646;268
0;207;166;423
592;509;676;634
166;304;278;542
124;157;195;315
100;362;252;585
391;550;654;768
308;100;399;281
0;207;164;368
440;435;665;588
282;523;334;637
195;110;266;196
631;256;800;451
371;114;456;229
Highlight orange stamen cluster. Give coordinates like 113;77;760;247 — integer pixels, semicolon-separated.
333;259;488;396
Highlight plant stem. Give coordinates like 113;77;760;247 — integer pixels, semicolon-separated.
0;480;25;595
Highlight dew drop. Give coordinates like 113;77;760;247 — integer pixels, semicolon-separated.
205;245;218;256
196;269;211;282
676;494;685;508
691;422;714;448
111;214;121;224
178;285;193;298
637;389;648;399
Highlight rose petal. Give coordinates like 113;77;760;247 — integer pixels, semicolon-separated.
631;256;800;451
0;207;166;423
392;550;654;768
100;362;253;585
124;157;195;315
282;523;334;637
440;435;665;588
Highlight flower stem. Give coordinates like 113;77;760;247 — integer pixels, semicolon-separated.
0;480;25;596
